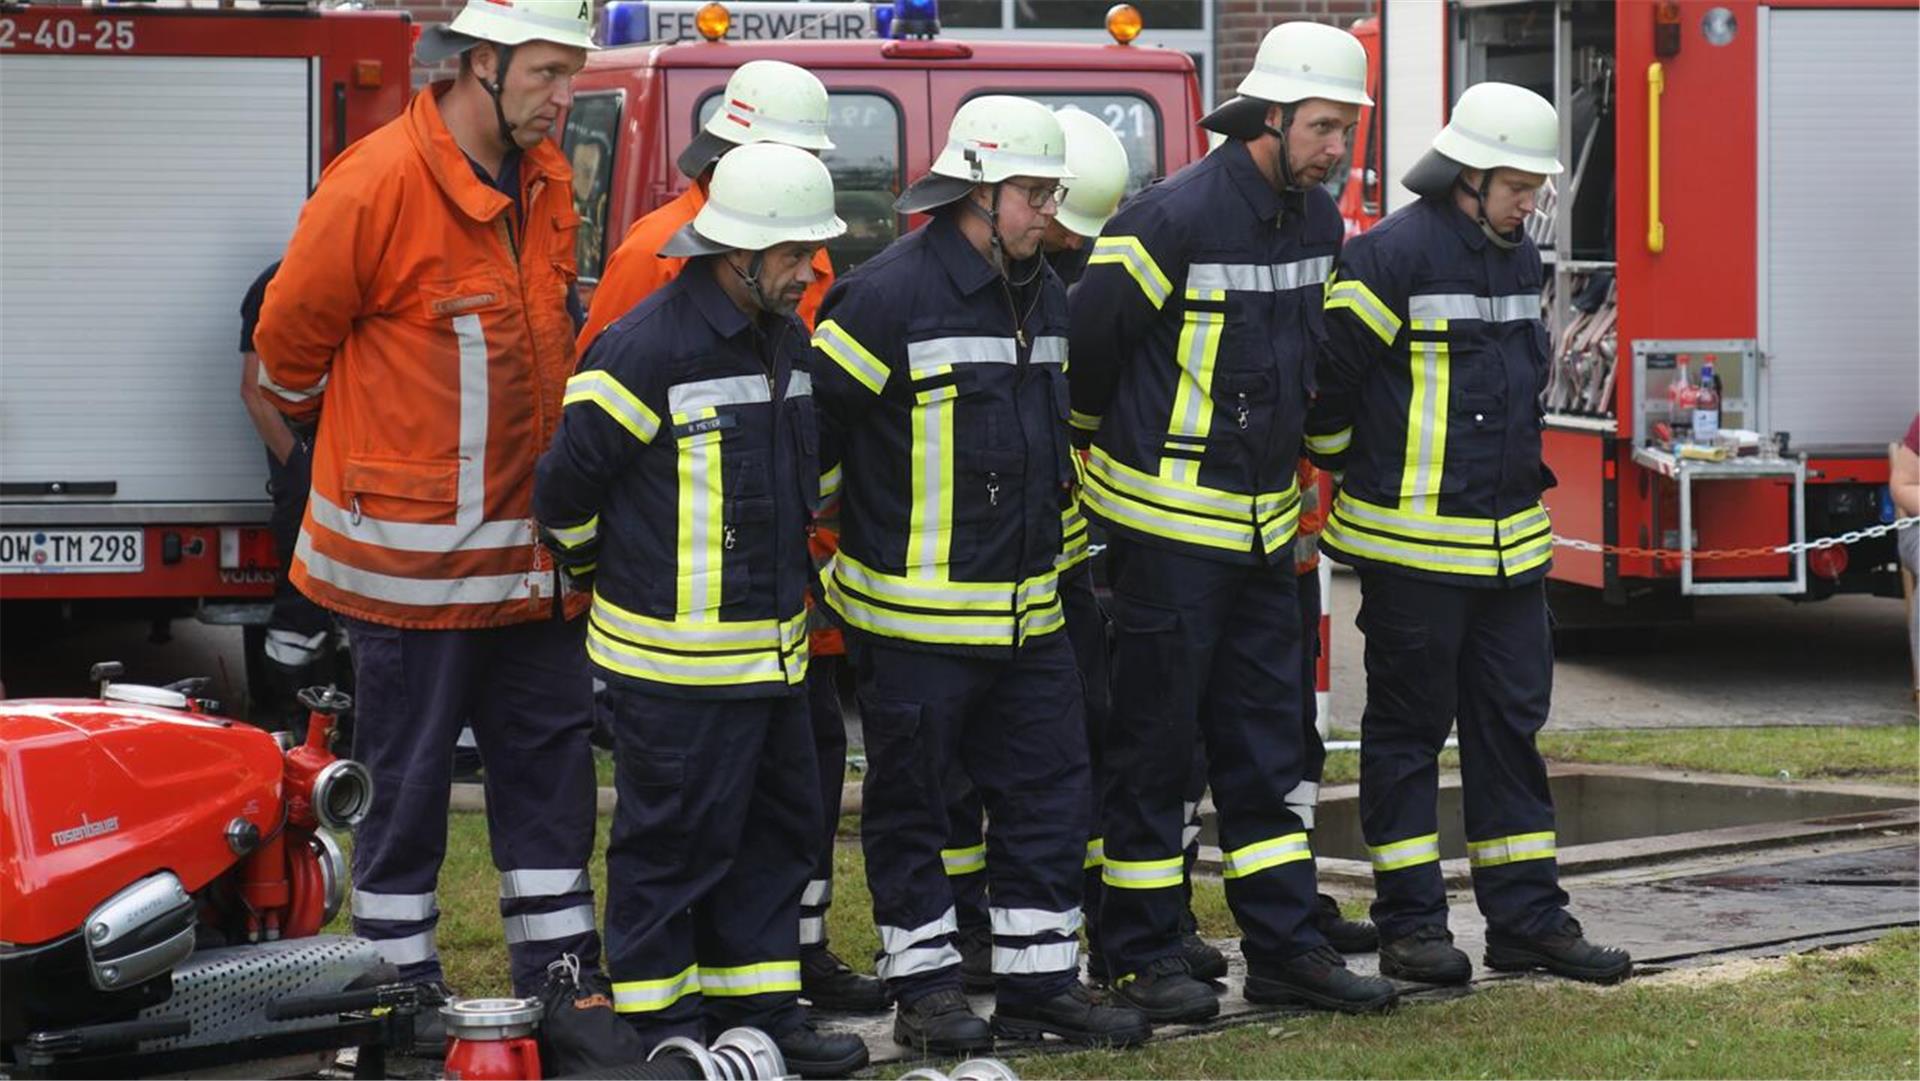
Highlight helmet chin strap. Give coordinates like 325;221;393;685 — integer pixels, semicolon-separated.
478;43;520;152
726;250;780;314
1456;170;1523;250
1260;103;1315;194
961;184;1043;287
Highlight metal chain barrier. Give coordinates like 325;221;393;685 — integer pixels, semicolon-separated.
1551;516;1920;562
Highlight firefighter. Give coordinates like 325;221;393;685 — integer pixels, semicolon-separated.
941;105;1133;995
811;96;1151;1054
253;0;606;1044
577;60;838;352
238;260;339;736
571;57;883;1015
533;142;870;1077
1306;81;1633;986
1068;22;1398;1021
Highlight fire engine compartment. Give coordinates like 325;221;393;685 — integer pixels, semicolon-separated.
1432;0;1915;605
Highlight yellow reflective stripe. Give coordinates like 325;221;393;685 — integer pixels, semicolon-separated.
1401;320;1451;515
1069;409;1102;433
593;595;806;651
1083;837;1105;870
1221;832;1312;879
613;964;700;1013
942;843;986;876
909;387;957;576
1466;831;1557;868
674;423;725;616
1088;235;1173;308
1368;833;1441;872
564;370;661;443
1304;427;1352;455
1083;447;1302;554
1323;514;1502;576
1325;277;1402;346
697;961;802;997
548;515;598;549
824;569;1063;648
820;463;843;502
830;551;1057;612
1503;533;1555;576
1057;502;1092;572
588;616;808;689
1101;855;1183;890
812;319;888;394
1162;294;1225;485
1334;493;1498;545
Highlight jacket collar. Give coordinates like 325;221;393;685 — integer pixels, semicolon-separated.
686;257;752;341
1434;194;1491;252
1217;139;1284;226
929;212;1002;297
406;82;571;224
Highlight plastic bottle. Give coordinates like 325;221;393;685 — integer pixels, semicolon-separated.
1693;361;1721;445
1668;357;1695;444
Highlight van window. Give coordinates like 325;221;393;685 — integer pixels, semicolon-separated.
1015;93;1161;194
697;91;905;272
561;92;622;281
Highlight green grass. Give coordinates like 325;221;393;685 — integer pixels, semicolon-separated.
1316;724;1918;787
1003;931;1920;1080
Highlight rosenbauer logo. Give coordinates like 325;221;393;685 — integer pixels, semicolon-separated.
52;814;121;848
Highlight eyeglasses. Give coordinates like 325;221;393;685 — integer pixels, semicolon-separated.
1004;180;1069;209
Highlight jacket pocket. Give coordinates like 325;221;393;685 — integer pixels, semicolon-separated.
790;400;821;511
340;456;459;522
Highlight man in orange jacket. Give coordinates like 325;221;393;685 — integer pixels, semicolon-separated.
573;58;882;1015
577;59;838;353
254;0;606;1043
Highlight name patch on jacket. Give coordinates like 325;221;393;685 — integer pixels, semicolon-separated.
431;293;500;317
674;414;739;438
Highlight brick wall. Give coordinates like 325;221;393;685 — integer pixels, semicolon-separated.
1215;0;1378;105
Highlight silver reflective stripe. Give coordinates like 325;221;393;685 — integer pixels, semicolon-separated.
454;313;490;536
297;533;544;606
1030;336;1068;366
1407;293;1542;323
801;879;832;908
786;370;813;398
263;627;327;666
352;890;437;922
503;903;597;945
830;554;1016;607
256;366;328;403
1183;800;1199;822
1181;822;1202;849
876;944;962;981
367;930;436;966
587;633;786;683
907;335;1017;372
669;374;771;413
1325;520;1501;571
991;941;1081;975
878;908;957;955
1285;780;1320;830
989;906;1083;938
826;586;1015;642
1336;498;1495;542
1187;256;1333;294
500;869;591;900
799;916;825;946
308;491;535;554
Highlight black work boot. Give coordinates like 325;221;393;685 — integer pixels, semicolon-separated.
1178;931;1228;980
1485;917;1633;984
991;982;1152;1048
893;988;994;1055
958;923;995;994
1244;945;1398;1015
776;1020;870;1078
800;945;888;1012
1313;893;1380;954
1109;956;1219;1024
1380;924;1472;985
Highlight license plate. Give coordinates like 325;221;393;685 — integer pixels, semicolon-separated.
0;529;144;574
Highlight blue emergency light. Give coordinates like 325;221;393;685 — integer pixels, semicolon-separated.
891;0;939;38
601;1;651;46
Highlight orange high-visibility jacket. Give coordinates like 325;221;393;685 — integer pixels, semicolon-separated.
255;83;588;630
576;181;834;353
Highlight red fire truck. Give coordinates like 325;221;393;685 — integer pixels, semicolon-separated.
0;6;413;648
559;1;1208;299
1356;0;1917;623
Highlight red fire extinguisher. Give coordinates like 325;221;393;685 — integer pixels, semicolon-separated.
443;998;544;1080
